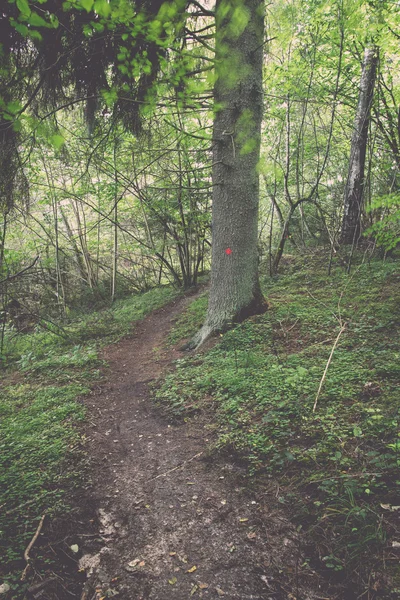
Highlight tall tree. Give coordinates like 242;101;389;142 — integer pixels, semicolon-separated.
340;45;378;245
190;0;266;347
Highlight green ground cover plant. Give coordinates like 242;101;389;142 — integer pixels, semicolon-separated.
167;291;209;345
156;253;400;596
0;285;178;596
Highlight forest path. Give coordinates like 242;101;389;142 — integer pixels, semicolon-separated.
82;292;305;600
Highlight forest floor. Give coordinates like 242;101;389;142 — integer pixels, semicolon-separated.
2;253;399;600
80;292;315;600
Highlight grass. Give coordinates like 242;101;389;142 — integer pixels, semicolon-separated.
3;285;179;364
0;385;86;567
167;291;208;345
0;284;179;597
155;253;400;597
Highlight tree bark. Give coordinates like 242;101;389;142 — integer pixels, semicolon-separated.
340;46;378;245
191;0;266;347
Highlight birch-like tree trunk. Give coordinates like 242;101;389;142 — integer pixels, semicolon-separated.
340;46;378;245
190;0;265;347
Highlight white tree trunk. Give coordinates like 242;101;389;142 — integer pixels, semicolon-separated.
340;46;378;245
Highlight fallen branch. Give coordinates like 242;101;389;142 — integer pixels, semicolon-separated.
148;452;203;481
313;323;346;413
21;514;46;581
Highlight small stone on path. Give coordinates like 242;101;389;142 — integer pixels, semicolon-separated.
0;584;10;595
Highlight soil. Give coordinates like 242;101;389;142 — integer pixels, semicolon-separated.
78;292;322;600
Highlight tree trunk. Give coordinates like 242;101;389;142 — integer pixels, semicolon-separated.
191;0;265;347
340;46;378;245
272;197;311;275
111;140;118;302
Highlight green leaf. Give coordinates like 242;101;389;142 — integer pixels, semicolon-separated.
6;101;22;115
94;0;111;17
28;12;48;27
28;29;43;41
229;5;250;38
15;23;29;36
49;134;65;150
101;87;118;107
49;13;59;28
16;0;31;18
92;21;104;32
12;119;22;132
80;0;94;12
239;137;257;156
296;366;308;377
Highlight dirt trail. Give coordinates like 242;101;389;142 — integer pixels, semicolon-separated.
82;293;314;600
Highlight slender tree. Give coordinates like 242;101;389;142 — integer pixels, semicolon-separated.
340;45;378;245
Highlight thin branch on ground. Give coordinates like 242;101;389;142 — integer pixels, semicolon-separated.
148;452;203;481
313;323;346;413
21;514;46;581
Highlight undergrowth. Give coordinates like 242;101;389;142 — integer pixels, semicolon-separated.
167;291;208;345
0;285;178;597
156;253;400;598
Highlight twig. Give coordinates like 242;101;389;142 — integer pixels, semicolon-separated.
306;288;340;322
80;589;89;600
21;514;46;581
148;452;203;481
286;318;299;332
80;586;96;600
28;577;57;594
313;323;346;413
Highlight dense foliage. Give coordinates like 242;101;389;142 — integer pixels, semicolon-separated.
1;0;399;328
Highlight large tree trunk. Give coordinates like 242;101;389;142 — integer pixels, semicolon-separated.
340;46;378;245
191;0;265;347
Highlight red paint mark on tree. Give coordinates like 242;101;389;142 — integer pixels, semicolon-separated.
225;248;232;255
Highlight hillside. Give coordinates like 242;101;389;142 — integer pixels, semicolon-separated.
0;251;399;599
